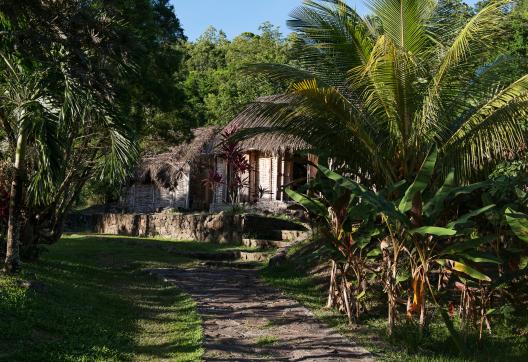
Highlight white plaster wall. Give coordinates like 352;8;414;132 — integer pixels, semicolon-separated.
258;156;272;201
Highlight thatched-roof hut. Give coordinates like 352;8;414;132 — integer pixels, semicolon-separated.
211;99;315;211
123;127;219;213
121;97;316;213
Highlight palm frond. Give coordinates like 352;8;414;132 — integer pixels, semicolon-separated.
431;0;510;91
441;74;528;180
367;0;436;54
288;0;374;71
242;63;326;86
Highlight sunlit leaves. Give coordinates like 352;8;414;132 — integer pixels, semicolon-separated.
505;208;528;243
241;0;526;187
399;148;437;212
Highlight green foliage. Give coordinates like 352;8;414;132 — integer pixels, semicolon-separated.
178;23;295;127
286;152;514;348
0;1;189;256
240;0;528;186
509;0;528;57
505;208;528;243
399;149;438;213
261;238;528;361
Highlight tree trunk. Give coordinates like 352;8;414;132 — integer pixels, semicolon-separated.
419;285;426;337
326;259;337;308
388;297;395;337
382;238;399;337
4;131;27;273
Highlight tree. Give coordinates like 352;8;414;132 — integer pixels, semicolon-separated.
0;0;186;271
238;0;528;187
178;24;295;127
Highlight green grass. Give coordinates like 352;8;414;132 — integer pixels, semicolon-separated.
0;235;211;362
260;239;528;362
255;335;279;346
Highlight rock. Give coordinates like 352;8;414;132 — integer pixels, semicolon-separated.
17;280;48;294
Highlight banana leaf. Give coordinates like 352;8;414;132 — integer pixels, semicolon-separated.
440;236;494;255
285;188;328;218
347;203;375;221
410;226;457;236
447;204;496;229
505;208;528;243
399;148;437;213
356;226;382;250
377;179;407;198
423;170;455;219
442;259;492;281
317;164;405;223
451;180;491;198
457;251;501;264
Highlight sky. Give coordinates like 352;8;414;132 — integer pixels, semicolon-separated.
172;0;481;42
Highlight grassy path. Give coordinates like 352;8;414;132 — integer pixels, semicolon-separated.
153;267;373;361
0;235;248;361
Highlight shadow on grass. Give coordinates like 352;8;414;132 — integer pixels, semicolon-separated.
0;235;208;362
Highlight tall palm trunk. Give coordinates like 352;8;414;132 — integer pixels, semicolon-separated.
4;130;27;273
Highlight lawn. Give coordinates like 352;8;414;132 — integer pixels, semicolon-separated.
3;235;526;362
0;235;241;362
260;240;528;362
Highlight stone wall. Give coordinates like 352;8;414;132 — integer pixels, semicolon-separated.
65;212;243;244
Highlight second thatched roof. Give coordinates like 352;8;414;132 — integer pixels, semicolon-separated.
222;95;309;153
134;126;219;189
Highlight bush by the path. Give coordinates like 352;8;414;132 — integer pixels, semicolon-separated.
261;239;528;362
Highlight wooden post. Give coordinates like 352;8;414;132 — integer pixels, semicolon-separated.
307;153;319;181
269;154;274;200
250;151;259;202
184;172;191;210
276;153;283;201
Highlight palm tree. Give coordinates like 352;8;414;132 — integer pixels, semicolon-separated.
0;55;60;272
239;0;528;187
0;54;137;273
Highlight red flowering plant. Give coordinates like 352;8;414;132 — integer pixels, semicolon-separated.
205;126;251;205
202;170;223;191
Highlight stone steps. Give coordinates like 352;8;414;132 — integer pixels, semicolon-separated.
200;260;262;269
164;215;311;265
167;249;274;264
242;238;291;249
281;230;310;241
242;215;307;232
166;249;240;261
239;251;273;262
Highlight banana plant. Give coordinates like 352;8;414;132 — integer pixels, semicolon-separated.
288;148;498;341
504;208;528;271
286;175;381;324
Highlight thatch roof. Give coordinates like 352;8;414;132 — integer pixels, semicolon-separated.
222;95;309;153
134;126;219;189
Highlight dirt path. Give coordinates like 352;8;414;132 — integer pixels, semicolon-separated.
152;267;374;362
